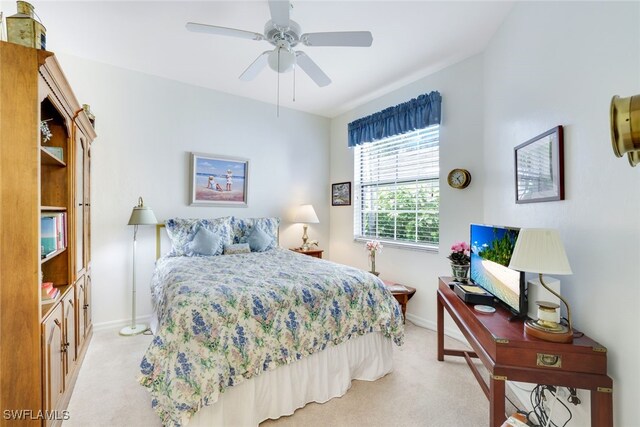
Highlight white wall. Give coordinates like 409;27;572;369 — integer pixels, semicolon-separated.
56;54;330;329
329;54;485;329
483;2;640;425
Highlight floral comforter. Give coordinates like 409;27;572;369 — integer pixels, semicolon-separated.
139;248;404;426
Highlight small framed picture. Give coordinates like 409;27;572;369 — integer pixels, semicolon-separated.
332;182;351;206
190;153;248;207
514;126;564;204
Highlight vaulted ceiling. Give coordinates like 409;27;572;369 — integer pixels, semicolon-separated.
4;1;514;117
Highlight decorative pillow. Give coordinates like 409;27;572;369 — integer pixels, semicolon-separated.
185;227;223;257
223;243;251;255
230;217;280;250
165;217;231;257
246;227;272;252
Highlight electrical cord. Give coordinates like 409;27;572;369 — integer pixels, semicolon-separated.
528;385;574;427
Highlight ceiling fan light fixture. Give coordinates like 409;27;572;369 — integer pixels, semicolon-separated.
268;47;296;73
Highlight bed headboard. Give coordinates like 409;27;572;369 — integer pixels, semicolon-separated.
156;223;166;260
155;221;280;260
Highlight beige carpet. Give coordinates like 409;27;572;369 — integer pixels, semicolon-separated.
64;322;488;427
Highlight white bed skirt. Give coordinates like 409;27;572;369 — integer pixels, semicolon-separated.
184;331;393;426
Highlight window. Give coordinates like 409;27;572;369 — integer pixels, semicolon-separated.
354;125;439;250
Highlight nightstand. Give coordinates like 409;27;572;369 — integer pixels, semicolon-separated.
382;280;416;323
290;248;324;259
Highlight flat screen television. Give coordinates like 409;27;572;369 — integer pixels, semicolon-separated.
469;224;526;316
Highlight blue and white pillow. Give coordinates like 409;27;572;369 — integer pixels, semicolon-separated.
165;217;231;257
230;217;280;251
185;227;224;257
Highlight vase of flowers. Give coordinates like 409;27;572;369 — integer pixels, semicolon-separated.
365;240;383;276
448;241;470;281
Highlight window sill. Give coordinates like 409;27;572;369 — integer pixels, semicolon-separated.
354;237;439;253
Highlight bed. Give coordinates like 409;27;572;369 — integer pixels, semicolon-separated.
139;217;404;426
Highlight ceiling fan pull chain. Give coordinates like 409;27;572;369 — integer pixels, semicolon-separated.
293;65;296;102
277;48;281;117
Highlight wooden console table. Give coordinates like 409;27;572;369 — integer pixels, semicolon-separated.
436;277;613;427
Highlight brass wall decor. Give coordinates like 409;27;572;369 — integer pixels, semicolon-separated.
6;1;46;50
610;94;640;167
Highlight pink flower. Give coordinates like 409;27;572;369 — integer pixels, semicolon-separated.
365;240;383;253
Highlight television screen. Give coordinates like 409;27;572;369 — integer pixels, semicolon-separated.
470;224;526;315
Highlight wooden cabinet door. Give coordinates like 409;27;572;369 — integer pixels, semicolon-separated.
75;275;86;351
42;303;64;417
85;272;92;332
85;143;92;267
74;133;86;277
63;289;76;375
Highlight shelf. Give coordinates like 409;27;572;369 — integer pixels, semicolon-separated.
40;146;66;167
41;206;67;212
41;283;71;320
41;247;66;264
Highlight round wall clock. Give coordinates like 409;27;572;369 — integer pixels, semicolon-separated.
447;168;472;189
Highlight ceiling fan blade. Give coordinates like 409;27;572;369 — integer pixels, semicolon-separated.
239;51;271;81
295;52;331;87
186;22;264;41
301;31;373;47
268;0;290;29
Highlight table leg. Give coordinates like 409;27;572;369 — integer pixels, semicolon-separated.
489;376;506;427
437;295;444;361
591;389;613;427
401;296;407;324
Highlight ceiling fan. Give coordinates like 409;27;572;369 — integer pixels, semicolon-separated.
186;0;373;87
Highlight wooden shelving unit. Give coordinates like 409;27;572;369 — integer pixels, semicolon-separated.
0;41;96;426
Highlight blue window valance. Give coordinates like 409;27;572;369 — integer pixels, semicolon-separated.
348;91;442;147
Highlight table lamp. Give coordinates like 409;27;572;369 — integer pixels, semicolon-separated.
508;228;574;343
293;204;319;251
120;197;157;336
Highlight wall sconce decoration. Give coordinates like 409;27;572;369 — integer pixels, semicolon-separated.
610;94;640;167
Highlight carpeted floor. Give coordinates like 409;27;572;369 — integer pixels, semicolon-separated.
63;322;488;427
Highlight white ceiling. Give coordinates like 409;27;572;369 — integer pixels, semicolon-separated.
3;1;514;117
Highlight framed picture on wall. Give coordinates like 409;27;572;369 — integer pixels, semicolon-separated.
331;182;351;206
514;126;564;204
190;152;249;207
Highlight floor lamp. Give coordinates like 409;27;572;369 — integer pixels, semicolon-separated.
120;197;157;336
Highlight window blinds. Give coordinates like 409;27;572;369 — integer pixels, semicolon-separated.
354;125;440;248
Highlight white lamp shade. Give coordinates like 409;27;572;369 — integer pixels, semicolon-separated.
128;197;158;225
508;228;572;275
293;204;319;224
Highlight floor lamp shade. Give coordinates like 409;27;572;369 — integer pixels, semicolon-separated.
120;197;157;336
128;196;158;225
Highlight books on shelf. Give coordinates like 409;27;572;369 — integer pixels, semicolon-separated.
41;212;67;258
41;282;59;303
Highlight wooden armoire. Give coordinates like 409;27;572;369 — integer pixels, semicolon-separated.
0;41;96;426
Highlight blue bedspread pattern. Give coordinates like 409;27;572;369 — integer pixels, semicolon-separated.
139;248;404;426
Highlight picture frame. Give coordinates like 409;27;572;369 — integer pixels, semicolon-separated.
190;152;249;207
331;182;351;206
514;126;564;204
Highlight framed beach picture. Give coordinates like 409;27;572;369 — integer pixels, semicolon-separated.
331;182;351;206
190;153;249;207
514;126;564;204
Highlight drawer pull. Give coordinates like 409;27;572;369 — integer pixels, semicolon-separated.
537;353;562;368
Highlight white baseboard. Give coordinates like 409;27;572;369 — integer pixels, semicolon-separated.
405;312;468;345
93;314;152;332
